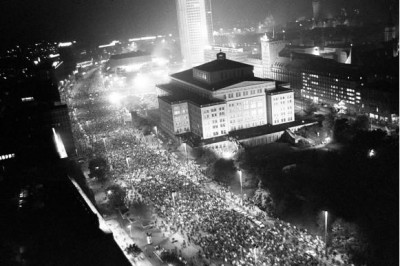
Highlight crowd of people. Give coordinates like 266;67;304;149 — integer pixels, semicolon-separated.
67;69;349;266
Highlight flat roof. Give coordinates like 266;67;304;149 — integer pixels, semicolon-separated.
170;69;269;91
109;50;150;60
267;86;293;95
194;58;252;72
200;119;317;146
273;54;367;79
158;83;224;106
230;119;317;140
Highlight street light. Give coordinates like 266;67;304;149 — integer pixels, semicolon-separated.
154;126;159;149
324;210;328;257
102;137;107;151
238;170;243;205
127;224;132;237
183;142;188;166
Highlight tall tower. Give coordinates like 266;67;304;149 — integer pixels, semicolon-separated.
205;0;214;45
312;0;322;22
176;0;210;67
261;34;288;79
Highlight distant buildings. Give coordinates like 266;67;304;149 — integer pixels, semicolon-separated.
176;0;212;67
260;34;289;79
105;50;152;73
157;52;295;144
0;58;76;162
204;46;250;63
312;0;322;22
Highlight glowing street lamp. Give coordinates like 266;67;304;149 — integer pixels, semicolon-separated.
368;149;376;158
102;137;107;151
127;224;132;237
238;170;243;205
183;142;188;166
154;126;159;149
109;92;122;105
323;210;328;257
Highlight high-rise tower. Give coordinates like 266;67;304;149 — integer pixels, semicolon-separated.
176;0;210;67
205;0;214;45
312;0;322;21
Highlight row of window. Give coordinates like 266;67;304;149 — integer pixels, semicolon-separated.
224;89;263;99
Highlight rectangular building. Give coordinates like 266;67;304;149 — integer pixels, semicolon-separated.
157;52;295;141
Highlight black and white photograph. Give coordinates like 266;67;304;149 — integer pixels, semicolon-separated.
0;0;398;265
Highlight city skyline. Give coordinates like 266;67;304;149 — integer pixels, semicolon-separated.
0;0;397;47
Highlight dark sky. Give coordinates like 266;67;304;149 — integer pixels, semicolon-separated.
1;0;397;46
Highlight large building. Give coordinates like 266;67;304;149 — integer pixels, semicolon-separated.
157;52;294;141
176;0;211;67
105;50;151;73
261;35;289;79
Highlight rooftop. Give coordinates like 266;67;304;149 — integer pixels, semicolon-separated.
230;119;317;141
171;69;268;91
200;119;317;146
109;50;150;61
158;83;224;106
267;86;293;95
194;58;252;72
273;54;366;79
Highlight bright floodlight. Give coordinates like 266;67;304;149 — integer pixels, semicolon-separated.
368;149;376;158
109;92;122;104
52;128;68;158
134;74;151;88
222;151;234;159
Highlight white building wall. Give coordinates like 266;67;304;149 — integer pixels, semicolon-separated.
201;104;227;139
267;92;295;125
172;102;191;134
222;85;268;131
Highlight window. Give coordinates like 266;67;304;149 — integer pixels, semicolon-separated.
236;92;241;97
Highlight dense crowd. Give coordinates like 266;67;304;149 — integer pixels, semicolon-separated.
68;70;349;266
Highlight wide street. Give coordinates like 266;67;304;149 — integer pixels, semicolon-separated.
64;66;347;266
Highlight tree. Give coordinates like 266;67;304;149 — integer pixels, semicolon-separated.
210;159;237;185
125;243;141;257
88;157;108;180
304;102;318;115
106;184;126;208
160;251;185;266
351;115;369;131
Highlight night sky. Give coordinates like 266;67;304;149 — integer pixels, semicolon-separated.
1;0;397;46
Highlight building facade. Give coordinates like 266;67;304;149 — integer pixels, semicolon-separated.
176;0;210;67
261;34;289;79
157;52;294;141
